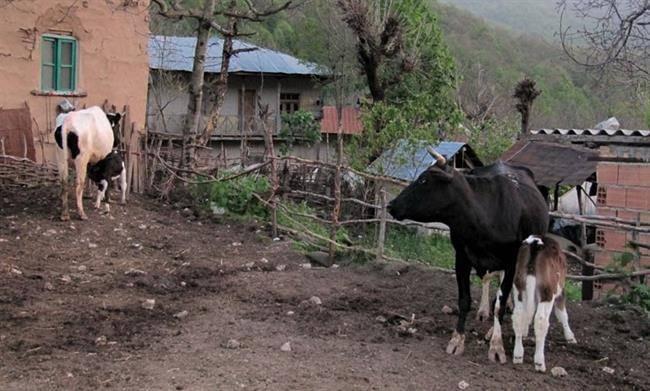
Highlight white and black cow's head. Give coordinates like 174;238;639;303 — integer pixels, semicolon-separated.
387;148;461;223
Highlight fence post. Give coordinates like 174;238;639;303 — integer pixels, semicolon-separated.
329;113;343;263
377;188;387;262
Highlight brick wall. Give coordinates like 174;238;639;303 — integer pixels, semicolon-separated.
595;161;650;272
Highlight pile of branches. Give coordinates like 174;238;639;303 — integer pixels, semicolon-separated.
0;155;58;188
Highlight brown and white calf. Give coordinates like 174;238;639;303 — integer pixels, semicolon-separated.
55;106;116;220
511;235;577;372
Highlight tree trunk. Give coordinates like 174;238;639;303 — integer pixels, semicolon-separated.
181;0;216;169
199;17;238;146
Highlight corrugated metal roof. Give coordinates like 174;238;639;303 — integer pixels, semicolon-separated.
501;140;598;187
368;140;482;181
533;128;650;137
149;35;324;76
320;106;363;134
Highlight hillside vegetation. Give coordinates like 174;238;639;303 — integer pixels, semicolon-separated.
151;0;648;131
438;0;568;40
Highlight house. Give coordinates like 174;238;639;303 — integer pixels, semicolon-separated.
503;127;650;298
149;35;360;165
0;1;150;167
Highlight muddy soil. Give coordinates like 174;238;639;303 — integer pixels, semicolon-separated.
0;187;648;390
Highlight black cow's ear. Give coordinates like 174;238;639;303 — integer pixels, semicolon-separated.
428;165;454;182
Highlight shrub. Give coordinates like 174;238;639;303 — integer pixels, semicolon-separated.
193;174;270;218
279;110;321;154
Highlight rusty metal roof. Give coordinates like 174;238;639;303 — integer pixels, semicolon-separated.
501;140;598;187
320;106;363;135
532;128;650;137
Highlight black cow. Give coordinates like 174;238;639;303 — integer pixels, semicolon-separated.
387;149;548;362
88;150;127;212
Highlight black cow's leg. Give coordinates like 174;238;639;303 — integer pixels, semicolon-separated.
447;256;471;355
488;266;515;364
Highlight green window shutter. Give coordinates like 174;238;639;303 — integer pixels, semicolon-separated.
41;35;77;92
41;37;56;91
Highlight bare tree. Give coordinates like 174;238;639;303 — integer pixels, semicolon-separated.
559;0;650;81
457;63;500;123
150;0;295;169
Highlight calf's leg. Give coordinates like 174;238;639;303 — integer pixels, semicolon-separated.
512;275;535;364
534;299;555;372
553;292;577;344
476;270;495;322
95;180;108;209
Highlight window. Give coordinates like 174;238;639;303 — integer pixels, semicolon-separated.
280;93;300;114
41;35;77;92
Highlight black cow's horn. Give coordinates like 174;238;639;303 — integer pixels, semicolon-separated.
426;146;446;167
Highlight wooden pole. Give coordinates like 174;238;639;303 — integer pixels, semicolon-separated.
377;188;387;262
329;108;343;263
577;185;594;300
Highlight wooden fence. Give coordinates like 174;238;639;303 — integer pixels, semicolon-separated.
145;129;650;290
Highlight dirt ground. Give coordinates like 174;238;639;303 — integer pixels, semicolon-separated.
0;187;648;391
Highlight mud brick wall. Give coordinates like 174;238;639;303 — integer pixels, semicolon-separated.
595;163;650;277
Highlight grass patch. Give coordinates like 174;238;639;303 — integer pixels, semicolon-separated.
382;225;455;270
276;201;351;252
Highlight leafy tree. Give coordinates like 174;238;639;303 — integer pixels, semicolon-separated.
338;0;461;167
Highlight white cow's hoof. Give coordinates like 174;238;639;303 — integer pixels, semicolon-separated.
513;355;524;364
489;337;507;364
476;308;490;322
446;331;465;355
535;362;546;372
79;213;88;221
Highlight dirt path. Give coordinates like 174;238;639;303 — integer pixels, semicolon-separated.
1;187;648;390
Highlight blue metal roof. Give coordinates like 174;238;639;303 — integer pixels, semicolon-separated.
368;140;472;181
149;35;324;76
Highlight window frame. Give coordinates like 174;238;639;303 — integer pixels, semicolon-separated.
41;34;77;92
280;92;300;114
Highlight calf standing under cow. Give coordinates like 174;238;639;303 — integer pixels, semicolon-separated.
54;106;126;220
387;148;549;362
512;234;577;372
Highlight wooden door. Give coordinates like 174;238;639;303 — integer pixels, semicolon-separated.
239;89;256;133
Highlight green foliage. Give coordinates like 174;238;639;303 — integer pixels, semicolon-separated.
564;281;582;302
383;226;455;270
278;110;321;154
605;252;636;274
621;284;650;313
464;118;519;163
193;175;270;218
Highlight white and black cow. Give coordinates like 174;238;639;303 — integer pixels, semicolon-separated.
387;148;548;362
511;235;577;372
54;106;120;220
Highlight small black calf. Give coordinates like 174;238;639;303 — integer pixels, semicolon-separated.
88;150;127;210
